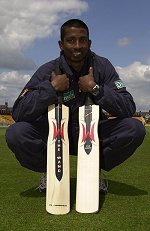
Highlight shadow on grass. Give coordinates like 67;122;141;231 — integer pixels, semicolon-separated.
108;179;148;196
20;177;106;209
20;177;78;202
20;187;46;198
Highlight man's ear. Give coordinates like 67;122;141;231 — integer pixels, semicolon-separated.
88;39;92;48
58;40;63;50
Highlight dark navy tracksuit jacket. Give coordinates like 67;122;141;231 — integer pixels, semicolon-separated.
6;51;146;172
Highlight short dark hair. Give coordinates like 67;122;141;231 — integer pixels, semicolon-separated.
60;19;89;41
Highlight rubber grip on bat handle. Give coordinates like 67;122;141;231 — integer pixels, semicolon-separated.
85;94;93;105
57;93;63;104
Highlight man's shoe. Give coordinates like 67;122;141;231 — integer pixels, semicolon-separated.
99;175;108;194
36;173;108;194
37;173;46;192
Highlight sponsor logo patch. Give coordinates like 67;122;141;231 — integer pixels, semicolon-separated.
114;80;125;89
63;90;75;102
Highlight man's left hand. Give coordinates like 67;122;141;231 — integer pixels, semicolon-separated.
78;67;96;92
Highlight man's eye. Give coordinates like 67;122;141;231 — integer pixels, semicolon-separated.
67;39;75;43
80;38;88;43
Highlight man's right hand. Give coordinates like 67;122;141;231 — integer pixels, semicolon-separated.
50;71;69;92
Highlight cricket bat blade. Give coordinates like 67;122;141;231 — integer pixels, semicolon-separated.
76;100;99;213
46;104;70;215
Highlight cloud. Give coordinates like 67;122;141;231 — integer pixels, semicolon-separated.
0;71;30;106
116;62;150;111
117;37;130;47
147;57;150;65
0;0;88;70
0;48;37;70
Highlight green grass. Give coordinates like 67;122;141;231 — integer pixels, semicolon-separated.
0;127;150;231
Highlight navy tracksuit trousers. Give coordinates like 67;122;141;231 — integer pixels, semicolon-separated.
6;117;146;172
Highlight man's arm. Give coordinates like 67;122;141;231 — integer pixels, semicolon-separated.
78;58;136;118
12;62;69;122
94;58;136;117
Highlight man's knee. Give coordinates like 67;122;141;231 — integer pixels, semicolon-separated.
5;122;37;152
127;118;146;146
6;123;19;147
6;122;27;147
101;118;146;171
5;122;46;172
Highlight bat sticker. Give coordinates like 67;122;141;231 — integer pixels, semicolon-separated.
52;121;65;141
81;122;96;143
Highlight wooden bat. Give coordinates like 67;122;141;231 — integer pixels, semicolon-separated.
46;99;70;214
46;61;70;214
76;95;99;213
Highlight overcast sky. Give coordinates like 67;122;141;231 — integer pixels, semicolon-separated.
0;0;150;111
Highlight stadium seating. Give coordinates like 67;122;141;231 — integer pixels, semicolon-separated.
0;115;15;125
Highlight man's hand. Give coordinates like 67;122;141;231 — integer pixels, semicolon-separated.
78;67;96;92
51;71;69;92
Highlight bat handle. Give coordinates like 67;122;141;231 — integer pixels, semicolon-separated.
85;94;93;105
58;93;63;104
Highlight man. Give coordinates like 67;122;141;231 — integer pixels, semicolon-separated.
6;19;146;193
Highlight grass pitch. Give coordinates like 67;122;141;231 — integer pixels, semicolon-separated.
0;127;150;231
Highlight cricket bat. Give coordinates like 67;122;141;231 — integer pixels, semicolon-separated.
46;96;70;215
76;95;99;213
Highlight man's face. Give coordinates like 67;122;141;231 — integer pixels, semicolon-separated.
59;27;91;66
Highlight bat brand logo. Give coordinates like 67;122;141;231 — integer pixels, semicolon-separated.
57;156;62;173
81;122;95;142
52;121;65;141
81;122;96;155
51;120;65;181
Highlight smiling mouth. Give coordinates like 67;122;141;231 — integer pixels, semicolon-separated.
72;52;82;56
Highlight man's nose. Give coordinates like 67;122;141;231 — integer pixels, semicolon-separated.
74;40;81;48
